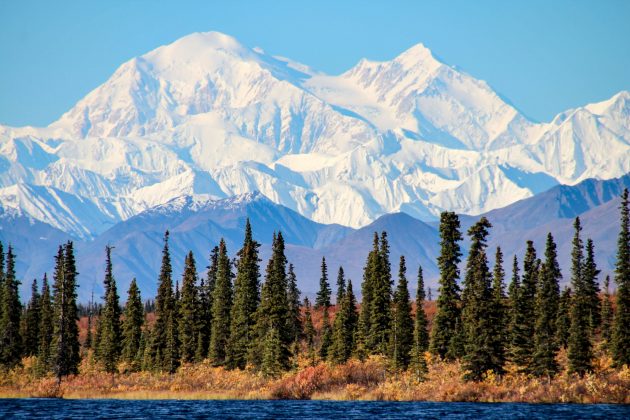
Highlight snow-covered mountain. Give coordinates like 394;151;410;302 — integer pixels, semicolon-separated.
1;31;629;236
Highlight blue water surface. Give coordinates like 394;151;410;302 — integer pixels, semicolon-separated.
1;399;629;419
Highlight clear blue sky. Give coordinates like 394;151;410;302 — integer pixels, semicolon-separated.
1;0;629;126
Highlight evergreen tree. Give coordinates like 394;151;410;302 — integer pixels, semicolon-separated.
315;257;331;309
429;212;463;359
209;239;233;366
178;251;199;364
612;188;630;367
22;279;41;357
532;233;561;377
0;242;4;305
510;241;537;371
303;297;316;366
336;266;346;305
196;246;218;362
121;279;144;371
97;245;122;373
150;231;176;372
600;276;613;349
36;274;53;375
0;245;22;368
330;279;358;364
568;217;593;376
489;247;507;375
390;256;413;370
368;231;393;355
461;217;499;381
411;266;429;379
319;306;333;360
261;327;284;377
583;239;601;333
556;287;572;349
357;233;379;356
250;232;291;371
52;242;80;380
227;220;261;369
286;264;302;347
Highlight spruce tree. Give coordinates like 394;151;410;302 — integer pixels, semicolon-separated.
261;327;284;377
303;297;316;365
556;287;572;349
150;231;175;372
461;217;499;381
411;266;429;379
319;306;333;360
227;220;261;369
121;279;144;371
390;256;413;370
510;241;537;371
612;188;630;367
368;231;393;355
209;239;233;366
568;217;593;376
357;234;379;356
36;274;53;375
196;245;218;361
336;266;346;305
429;212;463;360
22;279;41;357
532;233;561;377
330;279;358;364
52;242;80;380
286;264;302;348
489;247;507;375
0;245;22;368
583;239;601;333
315;257;331;309
178;251;199;364
97;245;122;373
250;232;291;371
600;276;613;349
507;255;520;351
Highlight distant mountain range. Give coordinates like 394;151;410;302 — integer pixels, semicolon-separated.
1;31;629;241
2;174;627;301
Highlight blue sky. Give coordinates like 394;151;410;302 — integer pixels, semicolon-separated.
1;0;629;126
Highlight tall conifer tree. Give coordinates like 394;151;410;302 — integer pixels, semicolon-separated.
429;212;463;359
368;231;393;355
611;188;630;367
286;264;302;348
315;257;331;309
489;247;507;374
357;234;379;356
22;279;41;357
36;274;53;375
150;231;175;372
330;279;358;364
390;256;413;370
336;266;346;305
583;239;601;333
600;276;613;349
97;245;122;373
178;251;199;363
0;245;22;368
510;241;537;371
196;246;218;361
209;239;233;366
556;287;572;349
121;279;143;371
411;266;429;379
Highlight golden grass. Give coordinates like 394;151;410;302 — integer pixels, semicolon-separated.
1;352;628;402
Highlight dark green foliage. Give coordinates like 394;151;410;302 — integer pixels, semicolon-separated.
303;297;316;365
121;279;144;371
510;241;538;371
532;233;561;377
22;279;41;357
251;232;291;371
556;287;572;349
488;247;507;375
330;279;358;364
612;188;630;367
429;212;463;360
97;246;122;373
261;327;284;377
52;242;80;379
358;233;379;356
315;257;331;309
600;276;613;348
583;239;601;333
319;306;332;360
209;239;233;366
368;232;393;355
196;246;218;362
227;219;261;370
36;274;53;375
568;217;593;376
336;266;346;305
150;231;176;372
0;245;22;368
411;266;429;379
461;217;500;381
286;264;302;347
507;255;520;350
390;256;413;371
178;252;199;364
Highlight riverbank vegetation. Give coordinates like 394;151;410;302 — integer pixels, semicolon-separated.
0;189;629;402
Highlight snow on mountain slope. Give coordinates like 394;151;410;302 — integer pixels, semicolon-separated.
1;31;629;235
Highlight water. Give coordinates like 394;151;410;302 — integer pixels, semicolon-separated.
1;399;628;419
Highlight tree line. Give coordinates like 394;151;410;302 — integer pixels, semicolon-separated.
0;189;629;381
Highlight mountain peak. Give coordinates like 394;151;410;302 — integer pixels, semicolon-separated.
395;42;440;65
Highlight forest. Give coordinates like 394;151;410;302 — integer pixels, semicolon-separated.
0;189;629;402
